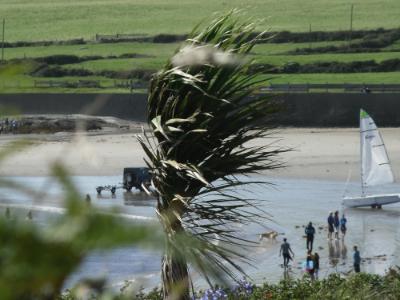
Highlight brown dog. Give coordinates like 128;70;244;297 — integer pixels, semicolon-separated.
259;231;279;241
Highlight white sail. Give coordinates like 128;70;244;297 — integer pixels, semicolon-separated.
360;109;394;187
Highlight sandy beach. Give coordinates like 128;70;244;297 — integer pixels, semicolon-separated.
1;121;400;181
1;117;400;286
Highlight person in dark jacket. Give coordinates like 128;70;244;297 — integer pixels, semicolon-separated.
334;211;340;239
353;245;361;273
305;221;316;251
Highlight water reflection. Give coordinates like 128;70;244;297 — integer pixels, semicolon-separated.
123;192;155;207
3;175;400;288
283;268;290;281
328;239;342;271
96;193;116;200
341;239;347;260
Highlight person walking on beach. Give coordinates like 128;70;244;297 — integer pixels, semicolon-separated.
327;212;334;240
340;214;347;237
353;245;361;273
305;221;316;251
280;238;295;268
334;211;340;239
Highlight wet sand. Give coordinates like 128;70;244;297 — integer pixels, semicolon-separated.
2;176;400;288
1;127;400;181
1;123;400;287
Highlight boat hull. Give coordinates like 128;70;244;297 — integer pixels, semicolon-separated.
342;194;400;208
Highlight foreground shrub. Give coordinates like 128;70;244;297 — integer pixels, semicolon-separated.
57;269;400;300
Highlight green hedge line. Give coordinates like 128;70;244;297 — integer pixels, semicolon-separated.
250;59;400;74
32;64;155;80
32;53;152;65
31;58;400;80
289;29;400;54
1;28;398;48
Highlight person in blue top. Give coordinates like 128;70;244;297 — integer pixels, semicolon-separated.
334;211;340;239
353;245;361;273
340;214;347;237
305;222;316;251
327;212;334;240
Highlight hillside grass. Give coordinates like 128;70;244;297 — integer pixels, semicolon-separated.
4;42;179;60
254;51;400;65
265;72;400;84
0;61;130;93
2;0;400;42
1;1;399;93
3;41;353;61
61;49;400;71
1;60;398;94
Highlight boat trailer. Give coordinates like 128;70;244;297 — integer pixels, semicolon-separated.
96;167;151;195
96;185;119;195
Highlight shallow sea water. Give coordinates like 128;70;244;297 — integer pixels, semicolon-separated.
0;175;399;290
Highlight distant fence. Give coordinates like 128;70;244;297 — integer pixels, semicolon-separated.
262;83;400;93
34;80;100;88
32;80;147;90
4;81;400;93
95;33;148;42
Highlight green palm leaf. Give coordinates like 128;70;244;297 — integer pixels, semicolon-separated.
140;11;289;299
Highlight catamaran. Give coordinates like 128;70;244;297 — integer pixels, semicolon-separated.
342;109;400;208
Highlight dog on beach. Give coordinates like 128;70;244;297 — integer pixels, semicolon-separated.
259;231;280;241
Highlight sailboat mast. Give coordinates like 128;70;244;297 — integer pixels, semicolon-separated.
360;110;365;197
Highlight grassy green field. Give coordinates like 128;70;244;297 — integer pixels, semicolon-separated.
1;0;400;42
0;1;399;93
4;40;399;73
255;51;400;65
5;41;355;60
4;42;178;60
265;72;400;84
1;58;398;94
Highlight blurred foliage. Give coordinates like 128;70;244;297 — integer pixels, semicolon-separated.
56;270;400;299
0;159;161;300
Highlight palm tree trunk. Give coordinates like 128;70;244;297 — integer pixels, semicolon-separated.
162;239;190;300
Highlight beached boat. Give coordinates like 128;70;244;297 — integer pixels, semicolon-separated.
342;109;400;208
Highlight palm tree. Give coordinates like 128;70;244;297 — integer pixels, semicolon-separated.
139;12;287;300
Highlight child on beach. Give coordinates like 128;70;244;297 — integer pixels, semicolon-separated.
353;245;361;273
303;252;315;280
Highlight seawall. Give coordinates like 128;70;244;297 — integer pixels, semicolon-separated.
0;93;399;127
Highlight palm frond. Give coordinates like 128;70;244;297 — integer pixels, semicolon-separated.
140;11;289;288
